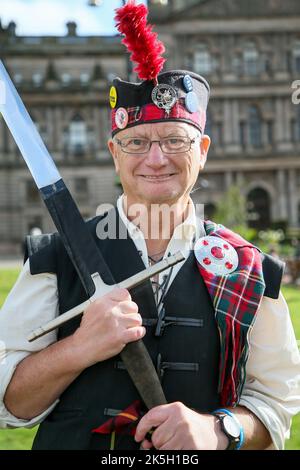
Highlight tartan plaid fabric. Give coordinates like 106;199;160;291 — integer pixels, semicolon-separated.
92;400;143;437
200;221;266;406
111;98;206;134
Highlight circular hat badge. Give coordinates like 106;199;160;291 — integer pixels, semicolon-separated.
115;107;128;129
152;83;178;114
109;86;118;109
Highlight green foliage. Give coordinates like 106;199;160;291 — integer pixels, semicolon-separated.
214;186;248;228
0;271;299;449
213;186;257;242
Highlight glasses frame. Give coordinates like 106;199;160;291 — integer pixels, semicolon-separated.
114;135;201;155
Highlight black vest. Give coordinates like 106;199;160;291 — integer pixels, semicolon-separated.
28;212;282;450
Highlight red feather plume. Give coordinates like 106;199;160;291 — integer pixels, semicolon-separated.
114;0;166;82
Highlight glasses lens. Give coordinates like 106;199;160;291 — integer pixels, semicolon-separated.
161;137;190;153
120;138;149;153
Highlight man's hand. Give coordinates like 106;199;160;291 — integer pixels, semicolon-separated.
71;288;145;368
135;402;228;450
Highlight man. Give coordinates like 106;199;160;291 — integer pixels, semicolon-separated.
0;2;299;451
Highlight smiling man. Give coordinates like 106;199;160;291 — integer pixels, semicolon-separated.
0;1;299;451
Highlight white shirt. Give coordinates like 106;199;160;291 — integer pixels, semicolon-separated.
0;196;299;450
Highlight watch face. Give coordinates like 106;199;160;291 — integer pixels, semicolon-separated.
223;415;240;439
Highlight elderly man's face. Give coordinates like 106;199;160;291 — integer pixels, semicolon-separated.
108;121;210;206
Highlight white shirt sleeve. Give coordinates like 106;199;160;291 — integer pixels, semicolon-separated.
0;259;59;428
239;291;300;450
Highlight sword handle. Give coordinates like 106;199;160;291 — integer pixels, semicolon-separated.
27;251;185;342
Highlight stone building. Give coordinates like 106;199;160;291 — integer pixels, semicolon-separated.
0;0;300;254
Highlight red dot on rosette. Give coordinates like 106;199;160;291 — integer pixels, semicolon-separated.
211;246;224;259
223;244;229;250
203;240;209;246
225;262;233;270
203;257;211;265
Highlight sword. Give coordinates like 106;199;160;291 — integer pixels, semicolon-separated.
0;60;184;408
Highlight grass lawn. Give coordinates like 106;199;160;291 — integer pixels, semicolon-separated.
0;269;299;450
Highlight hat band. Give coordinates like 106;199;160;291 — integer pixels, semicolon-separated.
111;100;206;136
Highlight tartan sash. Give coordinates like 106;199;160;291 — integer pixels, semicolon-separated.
200;221;266;406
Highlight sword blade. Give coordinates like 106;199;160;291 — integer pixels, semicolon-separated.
0;60;61;188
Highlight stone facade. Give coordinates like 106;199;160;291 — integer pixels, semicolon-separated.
0;0;300;254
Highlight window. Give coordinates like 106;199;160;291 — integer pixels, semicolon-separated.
13;73;23;84
267;121;273;145
61;73;71;85
80;73;90;84
74;177;88;200
194;47;213;75
239;122;246;147
247;187;271;229
32;73;43;86
243;43;259;76
26;180;40;203
292;41;300;73
69;115;87;155
292;107;300;142
248;106;262;147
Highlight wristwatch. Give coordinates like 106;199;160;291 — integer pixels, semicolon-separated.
212;409;244;450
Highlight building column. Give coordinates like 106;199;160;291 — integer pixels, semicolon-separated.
288;169;298;226
236;171;245;189
225;171;233;190
275;98;284;144
276;169;287;220
223;99;232;145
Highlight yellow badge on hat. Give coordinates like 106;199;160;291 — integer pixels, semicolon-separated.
109;86;117;109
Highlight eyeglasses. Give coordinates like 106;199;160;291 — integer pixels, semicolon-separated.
115;136;201;155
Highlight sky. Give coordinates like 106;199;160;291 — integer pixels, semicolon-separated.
0;0;148;36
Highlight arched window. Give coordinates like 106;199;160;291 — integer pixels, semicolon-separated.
247;187;271;229
248;106;262;148
194;46;214;75
69;115;87;155
243;42;259;76
204;203;216;220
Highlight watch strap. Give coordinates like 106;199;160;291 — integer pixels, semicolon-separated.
212;408;244;450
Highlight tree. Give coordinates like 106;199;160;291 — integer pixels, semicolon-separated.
213;186;257;241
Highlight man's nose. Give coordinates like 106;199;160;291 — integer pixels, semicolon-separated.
144;141;168;167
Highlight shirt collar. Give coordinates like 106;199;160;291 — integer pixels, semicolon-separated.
117;194;203;245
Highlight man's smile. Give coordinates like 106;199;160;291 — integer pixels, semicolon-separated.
138;173;177;181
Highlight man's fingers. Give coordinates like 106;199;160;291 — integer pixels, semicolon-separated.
123;313;143;327
140;439;153;450
118;300;139;315
109;288;131;302
150;423;176;449
122;326;146;343
135;406;169;442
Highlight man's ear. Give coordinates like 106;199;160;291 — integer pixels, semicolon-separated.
108;139;120;174
199;135;210;169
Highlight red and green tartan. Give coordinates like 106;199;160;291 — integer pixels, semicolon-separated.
111;99;206;134
200;221;266;406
